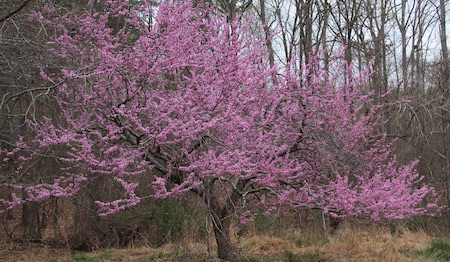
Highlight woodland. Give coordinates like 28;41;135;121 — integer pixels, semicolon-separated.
0;0;449;261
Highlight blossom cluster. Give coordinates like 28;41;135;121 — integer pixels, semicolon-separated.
0;0;440;220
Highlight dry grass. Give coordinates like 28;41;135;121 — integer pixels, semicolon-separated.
0;226;441;261
0;241;71;262
235;226;435;262
322;228;433;262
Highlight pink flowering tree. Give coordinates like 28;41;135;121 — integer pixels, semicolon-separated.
0;0;440;260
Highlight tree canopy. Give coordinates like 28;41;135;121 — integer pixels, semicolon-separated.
0;0;440;260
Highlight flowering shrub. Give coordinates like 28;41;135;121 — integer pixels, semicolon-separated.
0;0;440;260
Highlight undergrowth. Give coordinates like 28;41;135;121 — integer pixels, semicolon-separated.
417;238;450;261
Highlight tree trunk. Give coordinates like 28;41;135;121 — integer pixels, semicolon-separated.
400;0;408;93
200;180;245;261
21;201;42;240
439;0;450;211
259;0;277;84
211;208;236;261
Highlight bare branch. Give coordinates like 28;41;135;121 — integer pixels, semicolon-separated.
0;0;33;24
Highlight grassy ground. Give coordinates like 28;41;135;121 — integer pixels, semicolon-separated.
1;225;448;262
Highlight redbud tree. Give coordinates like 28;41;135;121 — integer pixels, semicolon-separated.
0;0;440;260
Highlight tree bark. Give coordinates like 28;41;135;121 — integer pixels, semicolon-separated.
400;0;408;93
259;0;277;84
210;203;236;261
201;180;244;261
259;0;274;68
439;0;450;210
439;0;449;83
21;201;42;240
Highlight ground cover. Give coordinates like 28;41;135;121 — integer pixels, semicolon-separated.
1;225;446;262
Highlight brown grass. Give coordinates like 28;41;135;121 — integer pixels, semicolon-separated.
322;228;433;262
0;226;440;261
0;241;71;262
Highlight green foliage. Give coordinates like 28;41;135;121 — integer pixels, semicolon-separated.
297;236;313;247
253;211;281;234
100;251;113;260
417;239;450;261
402;216;429;232
296;232;329;247
143;198;188;240
145;250;212;262
70;252;96;262
285;251;327;262
88;196;208;248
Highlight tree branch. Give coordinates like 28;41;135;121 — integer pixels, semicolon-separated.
0;0;33;24
0;82;64;112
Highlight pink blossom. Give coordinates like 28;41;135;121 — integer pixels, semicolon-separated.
0;0;440;222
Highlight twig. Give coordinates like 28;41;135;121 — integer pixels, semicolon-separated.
0;0;33;23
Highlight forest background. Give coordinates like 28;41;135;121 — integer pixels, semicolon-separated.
0;0;449;261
